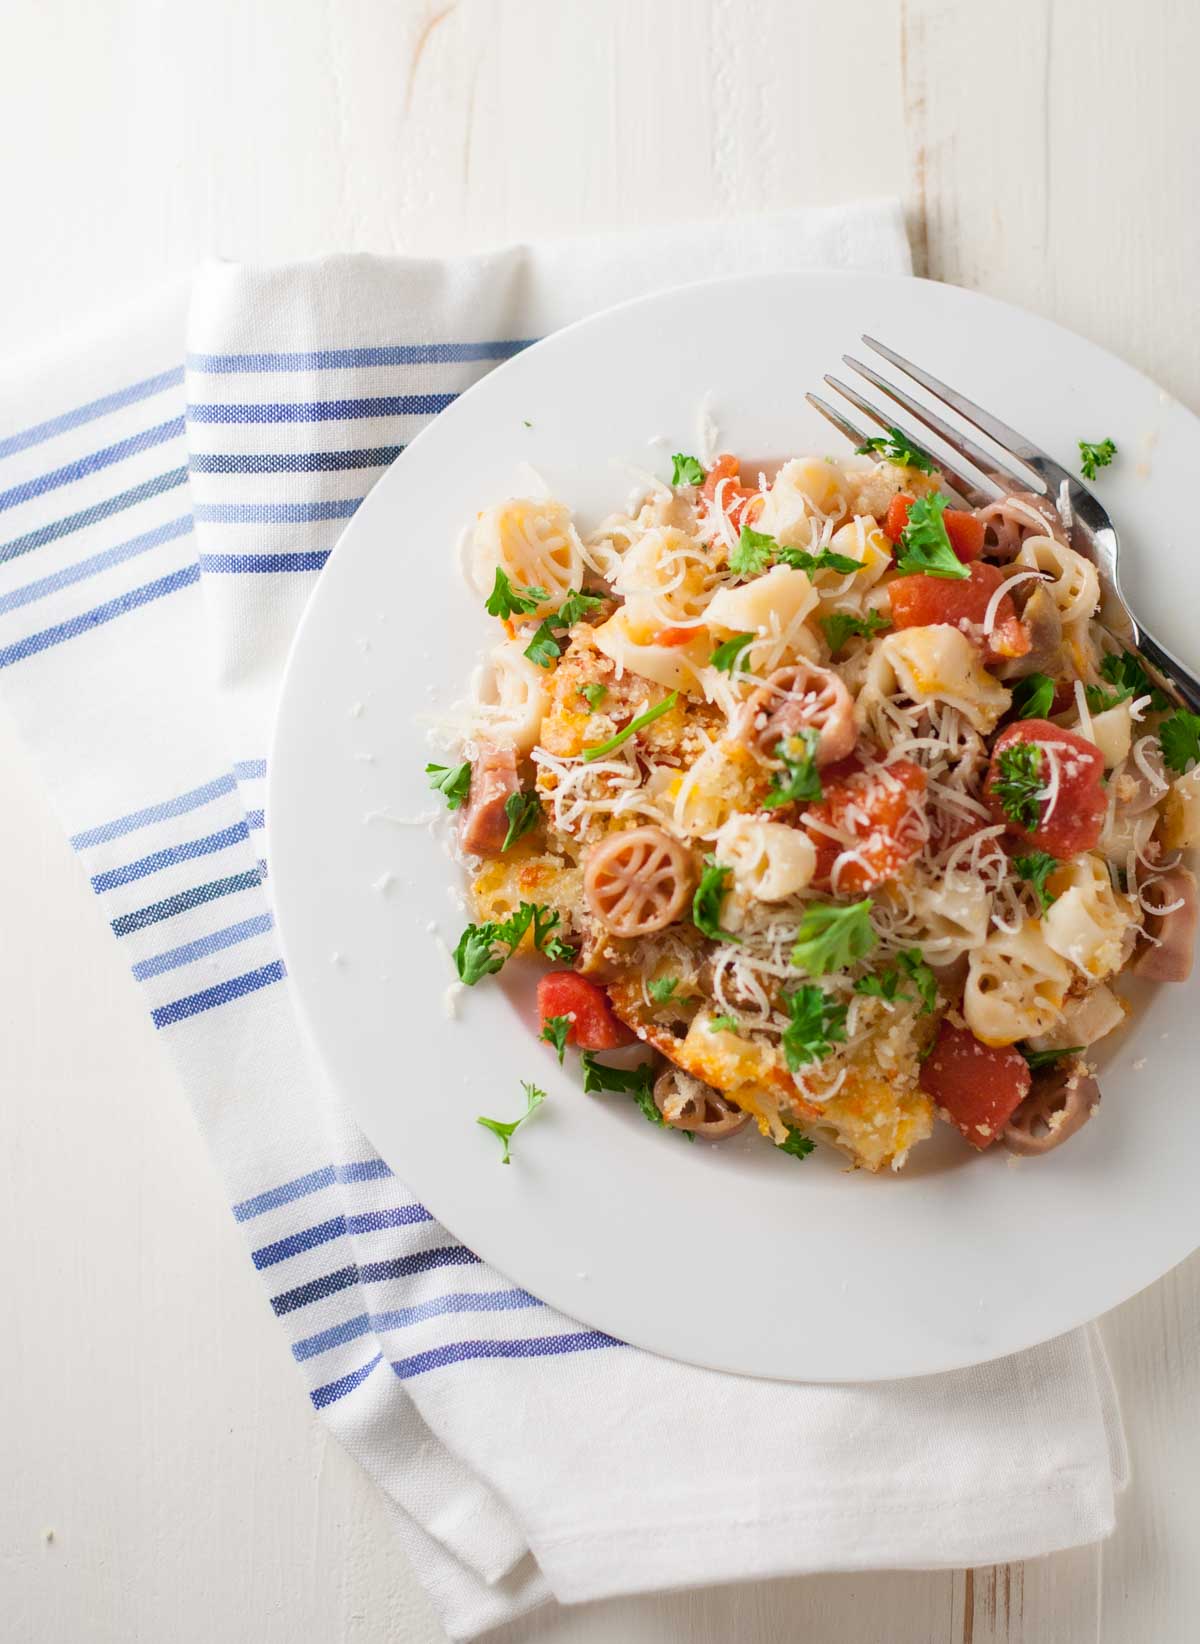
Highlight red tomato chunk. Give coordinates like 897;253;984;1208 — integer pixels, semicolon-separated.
919;1022;1031;1149
802;759;928;894
887;560;1029;661
537;972;635;1051
883;493;985;562
984;719;1106;858
702;453;762;532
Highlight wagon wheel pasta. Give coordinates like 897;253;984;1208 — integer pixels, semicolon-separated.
436;441;1199;1173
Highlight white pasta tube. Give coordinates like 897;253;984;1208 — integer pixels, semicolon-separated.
964;920;1071;1045
714;815;817;902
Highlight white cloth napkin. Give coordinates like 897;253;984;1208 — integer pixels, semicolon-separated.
0;202;1126;1640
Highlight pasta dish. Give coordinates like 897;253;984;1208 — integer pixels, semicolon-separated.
430;436;1199;1170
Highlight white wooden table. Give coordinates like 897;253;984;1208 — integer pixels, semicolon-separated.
4;2;1200;1639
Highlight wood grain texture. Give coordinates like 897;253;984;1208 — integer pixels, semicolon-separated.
2;0;1198;1639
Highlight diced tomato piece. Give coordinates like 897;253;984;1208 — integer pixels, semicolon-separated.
919;1022;1031;1149
702;453;762;532
984;718;1106;858
802;759;928;893
652;626;697;648
887;560;1028;661
536;972;635;1051
883;493;985;562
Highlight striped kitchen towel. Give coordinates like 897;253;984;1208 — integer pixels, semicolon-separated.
0;204;1126;1641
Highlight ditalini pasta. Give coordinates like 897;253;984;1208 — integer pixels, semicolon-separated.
435;446;1200;1170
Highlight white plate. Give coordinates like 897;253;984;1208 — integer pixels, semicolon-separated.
270;272;1200;1381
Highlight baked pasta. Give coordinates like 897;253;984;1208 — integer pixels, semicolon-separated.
432;441;1199;1170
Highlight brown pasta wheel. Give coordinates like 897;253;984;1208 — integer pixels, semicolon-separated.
653;1068;750;1139
740;662;855;768
1003;1061;1100;1156
583;826;694;937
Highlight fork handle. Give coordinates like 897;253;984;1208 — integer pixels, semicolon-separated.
1134;624;1200;718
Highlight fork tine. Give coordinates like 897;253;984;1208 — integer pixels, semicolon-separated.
840;357;1034;497
823;374;999;508
861;335;1050;485
804;392;872;451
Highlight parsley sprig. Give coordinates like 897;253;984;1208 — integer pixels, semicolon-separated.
452;901;574;985
501;789;540;852
780;985;848;1070
581;691;678;763
1014;851;1060;911
778;1124;816;1159
580;1053;661;1126
791;898;877;976
426;760;471;811
762;729;823;810
692;857;741;943
539;1015;571;1064
729;523;858;581
993;742;1044;830
671;452;707;486
485;567;548;620
1098;650;1169;711
1161;710;1200;774
1078;438;1116;481
895;492;969;580
580;682;608;711
477;1081;546;1163
820;609;891;656
1010;673;1056;720
854;948;937;1013
710;632;756;674
855;427;935;473
1019;1044;1084;1072
647;975;680;1005
522;588;606;669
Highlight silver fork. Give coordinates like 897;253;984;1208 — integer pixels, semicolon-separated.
808;337;1200;716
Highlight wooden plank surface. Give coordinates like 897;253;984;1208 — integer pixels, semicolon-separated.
3;1;1199;1639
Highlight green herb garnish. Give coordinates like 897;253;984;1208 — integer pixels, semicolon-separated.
1010;673;1056;720
1159;710;1200;774
729;524;775;579
780;984;849;1070
1078;438;1116;481
524;618;562;669
425;760;471;811
820;609;891;655
708;1015;738;1033
993;742;1045;829
539;1015;571;1064
452;901;561;985
477;1081;546;1163
854;947;937;1013
1019;1044;1084;1072
1084;684;1130;714
692;857;741;943
648;976;680;1005
581;691;678;762
773;544;861;575
1099;650;1169;711
778;1124;816;1159
762;728;823;810
580;682;608;710
501;789;540;852
710;632;756;674
556;588;605;628
484;567;548;620
790;898;877;976
671;452;707;487
580;1052;661;1126
894;492;970;580
855;426;935;473
1014;851;1060;911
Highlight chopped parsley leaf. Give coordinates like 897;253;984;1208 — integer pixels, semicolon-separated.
708;1015;738;1033
855;426;935;473
772;544;861;574
854;968;906;1004
1019;1044;1084;1072
524;618;562;669
556;588;605;628
484;567;548;620
993;742;1044;829
790;898;877;976
1159;709;1200;774
894;492;970;580
820;609;891;655
671;452;707;487
762;728;823;810
729;523;775;579
692;857;741;944
452;901;553;985
542;934;578;963
425;760;471;811
501;789;540;852
1078;437;1116;481
580;1052;662;1126
778;1124;816;1159
476;1081;546;1163
1014;850;1060;911
539;1015;571;1064
581;691;678;762
780;984;848;1070
710;632;756;674
1010;673;1056;720
1099;650;1169;711
580;682;608;710
647;975;680;1005
1084;683;1131;714
854;948;937;1013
